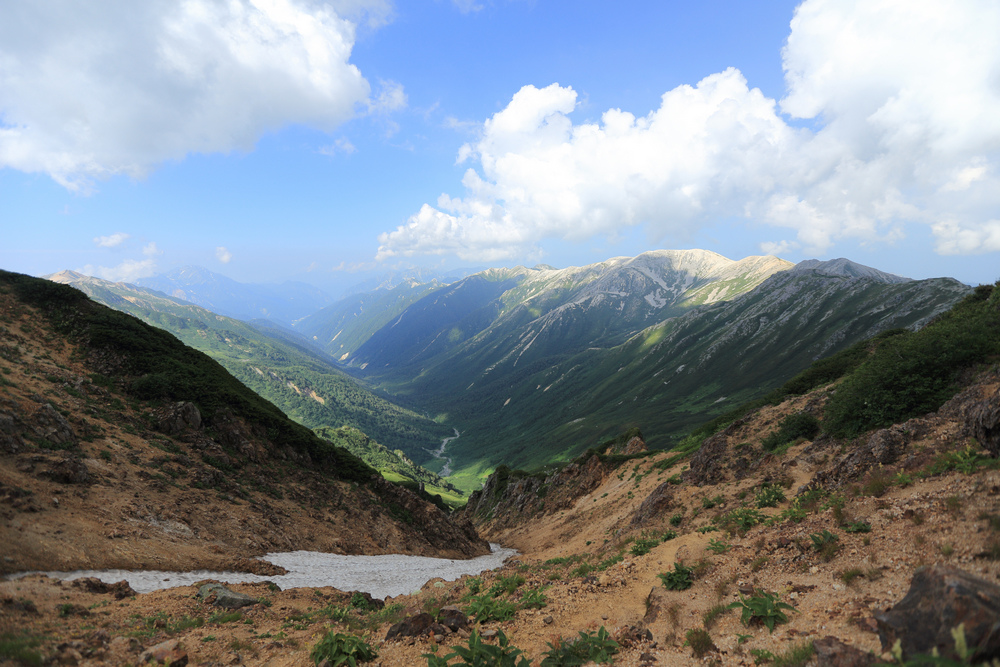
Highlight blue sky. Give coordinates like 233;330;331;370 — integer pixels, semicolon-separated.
2;0;998;296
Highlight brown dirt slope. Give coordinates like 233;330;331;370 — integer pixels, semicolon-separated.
0;272;487;579
4;361;1000;665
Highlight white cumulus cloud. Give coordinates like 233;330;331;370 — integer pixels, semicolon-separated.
0;0;385;190
378;0;1000;262
94;232;131;248
216;246;233;263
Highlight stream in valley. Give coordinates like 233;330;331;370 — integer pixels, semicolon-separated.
6;544;517;599
427;428;460;476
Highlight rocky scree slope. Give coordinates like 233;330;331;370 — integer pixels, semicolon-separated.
0;270;487;576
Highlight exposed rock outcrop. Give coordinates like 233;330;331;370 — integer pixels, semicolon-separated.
876;565;1000;661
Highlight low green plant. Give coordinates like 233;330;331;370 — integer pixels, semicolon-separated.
840;568;865;585
702;603;730;629
810;530;840;561
728;591;797;632
669;513;684;526
0;631;44;667
464;595;517;623
539;626;618;666
751;648;776;664
844;521;872;533
657;563;694;591
595;553;623;571
518;587;548;610
425;629;530;667
487;575;526;598
717;507;766;534
756;484;786;508
772;642;816;667
630;536;660;556
685;627;716;658
707;538;730;554
309;631;377;666
661;529;678;541
209;610;243;624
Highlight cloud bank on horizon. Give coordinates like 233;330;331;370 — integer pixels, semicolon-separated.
377;0;1000;262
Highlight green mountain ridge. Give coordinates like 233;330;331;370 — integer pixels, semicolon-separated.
45;271;451;464
335;256;971;486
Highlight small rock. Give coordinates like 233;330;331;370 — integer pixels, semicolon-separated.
480;629;498;639
813;636;877;667
138;639;188;666
543;616;553;625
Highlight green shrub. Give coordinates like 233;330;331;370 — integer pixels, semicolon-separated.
309;631;377;666
661;529;678;541
761;412;820;452
729;591;796;632
717;507;766;534
539;626;618;666
824;287;1000;438
629;536;660;556
464;596;518;623
756;484;786;508
425;630;530;667
669;513;684;527
657;563;694;591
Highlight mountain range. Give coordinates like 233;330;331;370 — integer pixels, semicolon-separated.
48;250;972;490
45;270;456;498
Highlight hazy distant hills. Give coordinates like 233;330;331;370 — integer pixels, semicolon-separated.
136;265;335;326
294;279;448;361
46;271;451;463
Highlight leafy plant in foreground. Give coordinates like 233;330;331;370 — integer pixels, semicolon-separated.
728;591;797;633
518;587;548;610
657;563;694;591
424;629;530;667
309;631;377;666
539;626;618;666
464;595;517;623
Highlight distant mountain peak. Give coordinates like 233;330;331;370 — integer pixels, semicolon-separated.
793;258;910;284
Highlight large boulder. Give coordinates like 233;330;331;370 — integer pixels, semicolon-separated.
197;583;258;610
876;565;1000;661
385;612;446;640
157;402;201;436
43;457;90;484
630;482;675;527
32;403;77;449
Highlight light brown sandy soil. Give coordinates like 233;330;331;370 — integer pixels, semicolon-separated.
5;379;1000;666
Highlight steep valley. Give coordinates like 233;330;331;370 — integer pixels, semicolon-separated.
0;271;487;578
